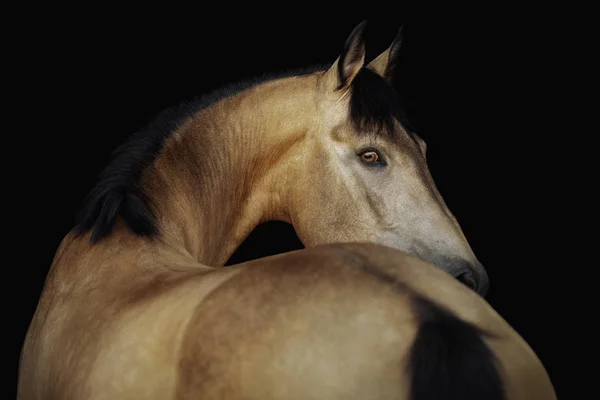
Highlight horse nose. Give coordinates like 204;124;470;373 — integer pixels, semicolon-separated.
456;270;477;290
455;263;489;297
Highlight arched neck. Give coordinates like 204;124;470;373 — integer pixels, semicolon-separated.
139;74;319;266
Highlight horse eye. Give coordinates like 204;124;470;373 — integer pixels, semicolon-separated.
359;150;382;164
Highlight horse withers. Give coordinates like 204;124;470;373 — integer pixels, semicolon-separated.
18;21;556;399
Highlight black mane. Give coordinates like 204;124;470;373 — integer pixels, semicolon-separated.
73;101;196;243
74;64;412;243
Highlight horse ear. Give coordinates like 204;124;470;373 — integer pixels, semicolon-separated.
367;25;403;82
321;21;367;90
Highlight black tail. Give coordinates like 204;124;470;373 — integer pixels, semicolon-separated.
408;295;506;400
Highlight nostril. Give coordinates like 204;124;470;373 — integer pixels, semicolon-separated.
456;271;477;291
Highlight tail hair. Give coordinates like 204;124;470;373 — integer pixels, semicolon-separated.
408;295;506;400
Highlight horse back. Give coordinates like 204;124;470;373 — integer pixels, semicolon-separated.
176;244;556;400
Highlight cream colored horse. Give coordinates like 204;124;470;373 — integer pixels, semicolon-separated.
18;22;556;399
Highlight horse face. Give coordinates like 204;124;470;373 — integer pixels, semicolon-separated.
290;22;489;295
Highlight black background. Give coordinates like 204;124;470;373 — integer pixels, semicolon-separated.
11;8;569;399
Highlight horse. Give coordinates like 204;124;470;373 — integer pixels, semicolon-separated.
18;21;556;399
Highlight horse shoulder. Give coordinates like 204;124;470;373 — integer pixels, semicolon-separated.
20;256;240;400
84;267;239;400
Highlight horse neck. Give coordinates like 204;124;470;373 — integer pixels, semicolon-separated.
142;74;319;266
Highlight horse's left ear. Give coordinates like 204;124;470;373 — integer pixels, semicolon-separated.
320;21;367;91
366;25;403;83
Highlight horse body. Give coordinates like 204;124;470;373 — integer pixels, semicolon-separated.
19;22;556;399
20;235;553;399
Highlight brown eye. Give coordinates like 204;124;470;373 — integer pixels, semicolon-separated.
359;150;381;164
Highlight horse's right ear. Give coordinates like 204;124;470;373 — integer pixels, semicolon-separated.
366;25;403;83
320;21;367;91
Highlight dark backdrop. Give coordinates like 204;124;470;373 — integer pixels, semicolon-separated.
12;10;567;399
